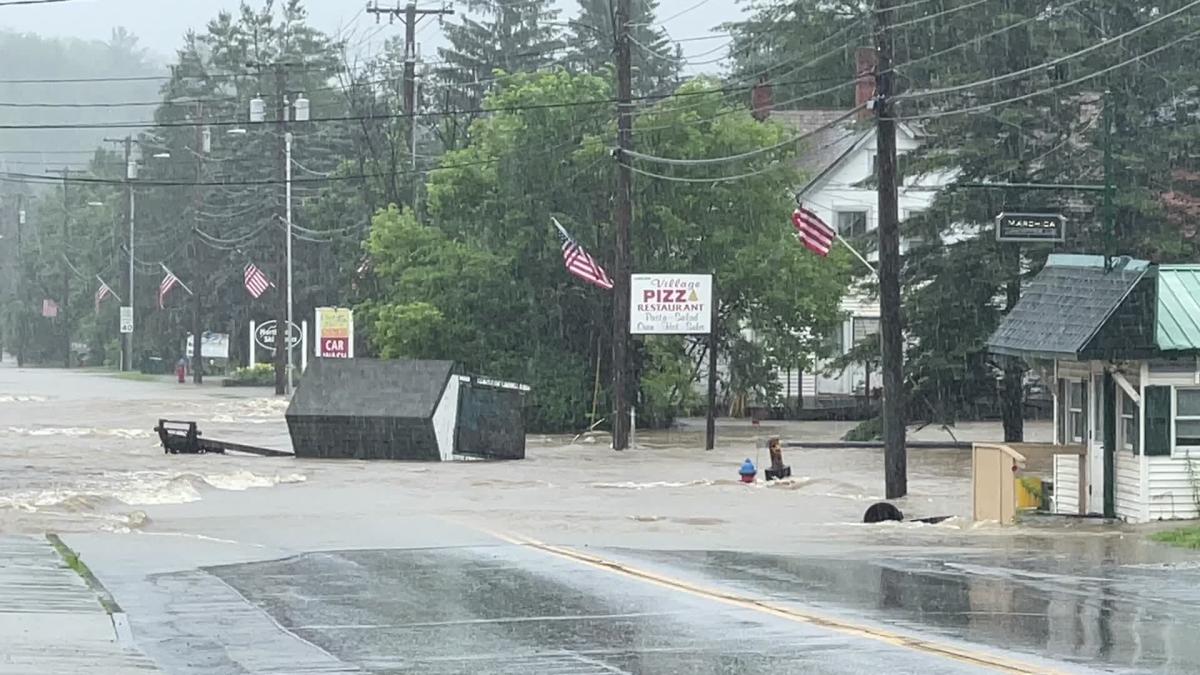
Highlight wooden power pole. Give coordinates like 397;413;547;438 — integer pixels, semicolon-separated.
366;2;452;209
44;167;76;369
611;0;633;451
874;0;907;498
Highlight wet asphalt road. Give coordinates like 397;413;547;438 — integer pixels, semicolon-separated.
145;545;1024;674
80;534;1200;674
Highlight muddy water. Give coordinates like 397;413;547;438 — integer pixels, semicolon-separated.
0;362;1177;567
0;368;303;533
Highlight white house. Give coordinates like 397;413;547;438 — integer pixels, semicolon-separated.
770;107;957;402
989;254;1200;522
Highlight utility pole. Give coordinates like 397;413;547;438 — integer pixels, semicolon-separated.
367;2;452;210
274;66;288;396
1103;90;1116;266
192;104;206;384
104;136;135;372
45;167;76;369
15;196;24;367
873;0;906;498
611;0;633;451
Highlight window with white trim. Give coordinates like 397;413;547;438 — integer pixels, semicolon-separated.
1120;390;1139;454
836;211;868;237
1174;388;1200;448
1068;381;1086;443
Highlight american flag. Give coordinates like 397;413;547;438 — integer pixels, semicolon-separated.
95;280;113;312
552;218;613;291
792;206;836;257
243;262;273;299
158;264;192;309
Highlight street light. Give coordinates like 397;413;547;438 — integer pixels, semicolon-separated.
249;93;307;396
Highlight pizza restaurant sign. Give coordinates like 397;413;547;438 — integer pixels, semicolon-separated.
630;274;713;335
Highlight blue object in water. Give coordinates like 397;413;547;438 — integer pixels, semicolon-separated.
739;459;756;476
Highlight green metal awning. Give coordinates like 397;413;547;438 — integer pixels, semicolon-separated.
1157;266;1200;352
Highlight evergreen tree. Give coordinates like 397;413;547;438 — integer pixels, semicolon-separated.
568;0;679;97
432;0;565;148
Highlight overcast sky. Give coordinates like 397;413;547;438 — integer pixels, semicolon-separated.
0;0;741;70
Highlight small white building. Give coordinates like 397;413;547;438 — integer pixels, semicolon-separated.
771;109;957;402
988;254;1200;522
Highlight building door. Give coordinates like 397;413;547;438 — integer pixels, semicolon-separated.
1088;372;1105;514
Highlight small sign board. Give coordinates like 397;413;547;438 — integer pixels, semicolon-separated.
314;307;354;358
185;332;230;360
995;212;1065;242
254;320;302;353
119;306;134;334
630;274;713;335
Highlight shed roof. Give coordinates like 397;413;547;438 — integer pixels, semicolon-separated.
987;254;1151;360
1157;266;1200;351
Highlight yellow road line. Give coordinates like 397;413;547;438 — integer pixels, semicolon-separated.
488;529;1066;675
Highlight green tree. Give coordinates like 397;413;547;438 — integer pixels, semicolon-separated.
901;1;1200;437
568;0;679;97
432;0;565;149
365;71;850;431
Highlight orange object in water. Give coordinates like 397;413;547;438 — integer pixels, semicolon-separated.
176;365;186;383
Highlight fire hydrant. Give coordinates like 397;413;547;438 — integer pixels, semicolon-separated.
175;357;187;383
739;458;757;483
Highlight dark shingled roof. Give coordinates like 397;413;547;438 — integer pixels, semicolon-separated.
987;254;1152;361
769;109;866;192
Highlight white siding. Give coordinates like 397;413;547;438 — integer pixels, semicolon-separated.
432;375;462;461
840;292;878;316
1115;450;1142;521
1147;455;1200;521
1053;455;1079;515
774;368;816;401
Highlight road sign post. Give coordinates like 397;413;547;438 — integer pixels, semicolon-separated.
119;306;134;334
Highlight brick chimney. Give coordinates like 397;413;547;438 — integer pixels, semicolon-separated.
855;47;878;121
751;75;773;122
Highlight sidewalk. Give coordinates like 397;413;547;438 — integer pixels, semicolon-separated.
0;535;159;674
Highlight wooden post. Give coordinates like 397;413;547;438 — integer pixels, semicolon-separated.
874;0;907;498
705;278;718;451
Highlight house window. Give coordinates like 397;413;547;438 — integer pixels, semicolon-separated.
836;211;868;237
1174;388;1200;448
1068;381;1086;443
852;317;879;345
1120;391;1139;454
828;324;845;355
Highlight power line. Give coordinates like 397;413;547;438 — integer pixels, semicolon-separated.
626;105;862;165
0;0;74;6
892;27;1200;121
896;0;1200;103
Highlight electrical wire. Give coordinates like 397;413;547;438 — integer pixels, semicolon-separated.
625;105;863;165
896;0;1200;102
892;27;1200;121
627;159;793;184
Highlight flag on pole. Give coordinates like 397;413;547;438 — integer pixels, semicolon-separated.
158;264;193;309
41;299;59;319
792;206;836;257
95;279;114;312
243;262;273;299
551;217;613;291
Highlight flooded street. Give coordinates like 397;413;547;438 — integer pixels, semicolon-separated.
3;362;1200;673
